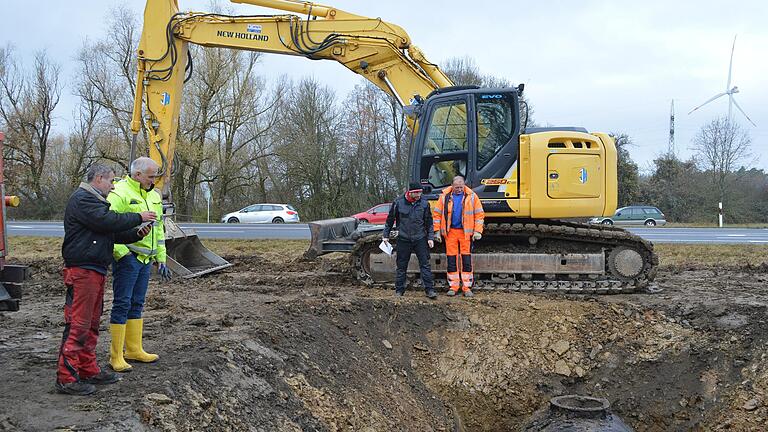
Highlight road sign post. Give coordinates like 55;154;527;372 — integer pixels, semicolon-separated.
718;202;723;228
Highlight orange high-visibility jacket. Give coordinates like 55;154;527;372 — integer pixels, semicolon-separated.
433;185;485;240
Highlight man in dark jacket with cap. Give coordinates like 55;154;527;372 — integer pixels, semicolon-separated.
382;182;437;298
56;163;156;396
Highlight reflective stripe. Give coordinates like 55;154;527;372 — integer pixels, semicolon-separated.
157;240;166;245
127;245;156;255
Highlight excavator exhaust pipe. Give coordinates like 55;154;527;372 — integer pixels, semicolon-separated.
163;219;232;278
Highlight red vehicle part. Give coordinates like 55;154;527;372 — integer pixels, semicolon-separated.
351;203;391;225
0;131;29;312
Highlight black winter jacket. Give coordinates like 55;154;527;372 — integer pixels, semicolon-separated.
382;195;434;242
62;183;144;270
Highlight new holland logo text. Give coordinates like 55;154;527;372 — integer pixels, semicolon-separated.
217;30;269;42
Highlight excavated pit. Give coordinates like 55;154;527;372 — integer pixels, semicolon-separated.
1;252;767;431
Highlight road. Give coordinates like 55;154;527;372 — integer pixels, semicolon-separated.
6;221;768;244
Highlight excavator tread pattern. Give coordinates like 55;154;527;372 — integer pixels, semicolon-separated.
349;220;658;294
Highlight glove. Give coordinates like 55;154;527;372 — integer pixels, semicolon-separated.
158;263;172;282
434;232;442;243
427;240;434;249
472;232;482;241
382;237;390;243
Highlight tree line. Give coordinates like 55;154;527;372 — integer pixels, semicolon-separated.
0;7;762;224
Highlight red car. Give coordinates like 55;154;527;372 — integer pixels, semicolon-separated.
351;203;392;225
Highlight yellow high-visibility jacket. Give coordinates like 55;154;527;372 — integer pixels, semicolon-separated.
107;176;166;264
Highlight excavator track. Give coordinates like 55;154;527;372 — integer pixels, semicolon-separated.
350;220;658;294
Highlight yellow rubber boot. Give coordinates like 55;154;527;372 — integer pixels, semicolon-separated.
109;324;133;372
124;318;159;363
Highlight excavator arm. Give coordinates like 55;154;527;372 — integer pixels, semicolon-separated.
133;0;453;195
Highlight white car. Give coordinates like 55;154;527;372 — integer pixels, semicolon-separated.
221;204;300;224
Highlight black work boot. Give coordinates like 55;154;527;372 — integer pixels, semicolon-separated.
425;289;437;299
83;370;120;385
55;381;97;396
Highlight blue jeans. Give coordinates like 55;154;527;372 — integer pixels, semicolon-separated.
110;253;151;324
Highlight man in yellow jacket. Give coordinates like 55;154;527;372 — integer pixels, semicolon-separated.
107;157;171;372
433;176;484;297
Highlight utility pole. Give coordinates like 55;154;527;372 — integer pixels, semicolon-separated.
669;99;675;155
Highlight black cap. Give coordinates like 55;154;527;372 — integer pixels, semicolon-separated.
408;182;423;191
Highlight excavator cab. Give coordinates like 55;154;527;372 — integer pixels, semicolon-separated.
410;86;521;204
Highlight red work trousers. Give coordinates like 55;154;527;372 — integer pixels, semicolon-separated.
446;228;473;292
57;267;106;384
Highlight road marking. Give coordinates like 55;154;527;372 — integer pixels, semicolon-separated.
726;234;747;237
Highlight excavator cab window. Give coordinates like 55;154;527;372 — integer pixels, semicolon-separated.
419;99;469;188
476;95;514;170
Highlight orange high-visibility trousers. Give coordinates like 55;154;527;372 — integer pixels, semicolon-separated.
446;228;473;292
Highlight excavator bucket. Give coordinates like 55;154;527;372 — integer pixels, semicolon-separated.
163;219;232;278
304;217;386;259
304;217;361;259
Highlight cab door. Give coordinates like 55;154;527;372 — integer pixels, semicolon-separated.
473;92;520;202
416;96;470;194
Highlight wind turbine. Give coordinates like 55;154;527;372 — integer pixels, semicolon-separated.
688;35;756;127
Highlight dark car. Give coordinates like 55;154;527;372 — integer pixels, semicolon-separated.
589;206;666;227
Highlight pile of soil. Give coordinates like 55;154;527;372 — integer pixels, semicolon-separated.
1;253;766;431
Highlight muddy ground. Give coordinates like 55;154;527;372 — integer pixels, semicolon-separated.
1;243;767;431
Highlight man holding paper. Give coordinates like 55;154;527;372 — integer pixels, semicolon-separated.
382;182;437;299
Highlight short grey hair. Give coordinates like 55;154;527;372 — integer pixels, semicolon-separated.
130;157;159;176
86;164;115;182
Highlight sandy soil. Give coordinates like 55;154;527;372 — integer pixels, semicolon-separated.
1;250;766;431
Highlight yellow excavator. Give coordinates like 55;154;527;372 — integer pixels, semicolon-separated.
134;0;657;291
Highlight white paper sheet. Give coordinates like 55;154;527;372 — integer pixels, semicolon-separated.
379;240;393;256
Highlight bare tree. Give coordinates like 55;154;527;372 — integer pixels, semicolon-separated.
273;78;350;220
65;77;103;188
693;116;753;203
75;6;142;170
206;50;282;217
0;46;61;205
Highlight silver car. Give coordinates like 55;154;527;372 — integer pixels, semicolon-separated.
222;204;300;224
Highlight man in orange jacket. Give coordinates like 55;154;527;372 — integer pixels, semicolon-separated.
433;176;484;297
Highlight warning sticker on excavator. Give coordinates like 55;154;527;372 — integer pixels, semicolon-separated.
160;93;170;106
247;24;262;34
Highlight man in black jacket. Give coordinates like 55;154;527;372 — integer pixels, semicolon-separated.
382;182;437;299
56;164;156;396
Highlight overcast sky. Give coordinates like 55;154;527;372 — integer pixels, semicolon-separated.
2;0;766;173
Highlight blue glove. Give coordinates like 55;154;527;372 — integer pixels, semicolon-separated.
158;263;172;282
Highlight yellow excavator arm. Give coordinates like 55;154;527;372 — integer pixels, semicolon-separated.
132;0;453;195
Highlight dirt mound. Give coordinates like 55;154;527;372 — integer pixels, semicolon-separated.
1;253;768;431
